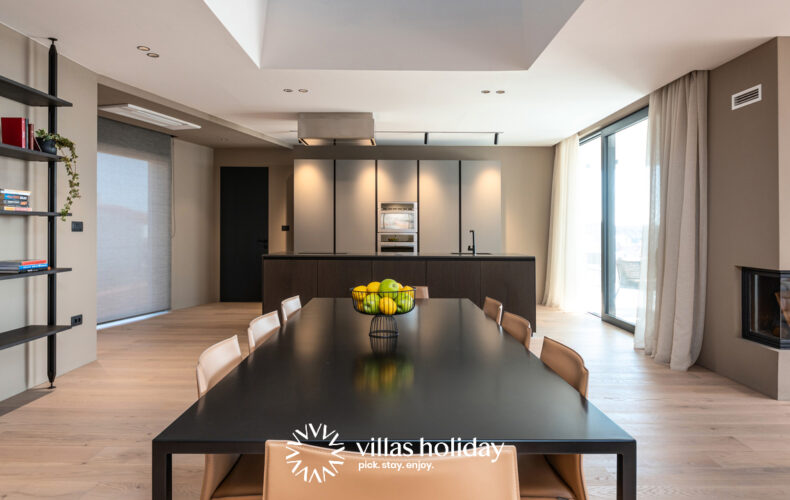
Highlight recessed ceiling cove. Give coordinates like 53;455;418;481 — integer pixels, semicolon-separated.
254;0;582;70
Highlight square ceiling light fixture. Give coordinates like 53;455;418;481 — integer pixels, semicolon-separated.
98;104;201;130
297;112;375;146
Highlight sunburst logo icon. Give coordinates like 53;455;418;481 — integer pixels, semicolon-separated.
286;423;346;483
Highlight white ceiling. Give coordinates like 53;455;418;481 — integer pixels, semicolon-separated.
1;0;789;147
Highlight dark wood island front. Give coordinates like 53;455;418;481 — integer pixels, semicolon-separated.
262;253;537;331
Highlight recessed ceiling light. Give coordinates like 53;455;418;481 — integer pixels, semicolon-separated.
283;88;294;93
481;90;490;94
146;52;160;58
137;45;151;52
496;90;505;94
298;89;308;93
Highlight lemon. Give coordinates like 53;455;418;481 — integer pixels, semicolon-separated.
379;296;397;315
352;285;367;301
367;281;381;293
397;283;404;291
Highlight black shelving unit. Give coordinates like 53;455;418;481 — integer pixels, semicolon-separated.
0;39;73;388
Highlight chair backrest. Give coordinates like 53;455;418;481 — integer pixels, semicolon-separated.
483;296;503;325
263;440;519;500
500;312;532;349
540;337;589;397
195;336;243;500
248;311;281;352
414;286;429;299
196;336;243;396
281;295;302;322
540;337;590;500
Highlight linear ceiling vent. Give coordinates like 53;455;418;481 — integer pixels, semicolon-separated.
98;104;201;130
732;84;762;110
298;112;375;146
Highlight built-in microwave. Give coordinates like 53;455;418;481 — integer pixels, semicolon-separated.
378;233;417;254
378;202;418;233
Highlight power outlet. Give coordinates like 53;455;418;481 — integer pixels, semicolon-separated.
70;314;83;327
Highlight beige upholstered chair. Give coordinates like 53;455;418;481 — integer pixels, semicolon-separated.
414;286;429;299
518;337;589;500
280;295;302;322
263;440;520;500
501;312;532;349
247;311;280;352
483;296;504;325
196;337;264;500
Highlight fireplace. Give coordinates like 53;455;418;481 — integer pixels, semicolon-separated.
742;267;790;349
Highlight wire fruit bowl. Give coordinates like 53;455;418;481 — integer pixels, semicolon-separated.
350;288;416;316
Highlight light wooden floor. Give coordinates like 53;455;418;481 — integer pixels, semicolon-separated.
1;303;789;499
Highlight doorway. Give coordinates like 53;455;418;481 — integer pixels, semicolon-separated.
220;167;269;301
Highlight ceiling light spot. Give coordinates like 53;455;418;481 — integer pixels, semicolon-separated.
146;52;160;58
137;45;151;52
481;90;490;94
283;88;294;93
298;89;308;93
496;90;505;94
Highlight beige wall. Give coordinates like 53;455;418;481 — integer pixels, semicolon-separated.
171;139;219;309
214;146;554;294
702;38;790;399
0;26;98;400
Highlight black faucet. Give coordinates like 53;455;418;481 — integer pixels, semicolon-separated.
468;229;476;256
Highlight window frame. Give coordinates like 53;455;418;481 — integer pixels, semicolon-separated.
581;106;649;333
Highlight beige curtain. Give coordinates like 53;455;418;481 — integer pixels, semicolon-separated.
543;134;581;309
635;71;708;370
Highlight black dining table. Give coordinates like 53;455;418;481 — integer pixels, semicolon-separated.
152;298;636;499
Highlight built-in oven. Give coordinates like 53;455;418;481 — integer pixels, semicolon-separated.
378;202;418;233
378;233;417;254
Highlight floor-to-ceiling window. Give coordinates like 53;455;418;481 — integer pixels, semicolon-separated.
578;136;602;314
97;118;172;324
581;108;649;331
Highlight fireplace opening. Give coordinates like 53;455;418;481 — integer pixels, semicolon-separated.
742;267;790;349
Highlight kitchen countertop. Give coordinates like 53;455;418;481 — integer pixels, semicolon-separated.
263;252;535;261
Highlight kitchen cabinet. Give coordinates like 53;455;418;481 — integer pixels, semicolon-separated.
336;159;376;253
461;160;502;254
294;159;334;253
377;160;417;202
419;160;460;253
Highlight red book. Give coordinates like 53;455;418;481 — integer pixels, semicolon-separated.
20;259;47;266
1;117;26;147
27;122;34;149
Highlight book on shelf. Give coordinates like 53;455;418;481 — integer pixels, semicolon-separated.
1;189;32;211
0;188;31;196
0;259;48;274
1;199;29;206
1;117;27;148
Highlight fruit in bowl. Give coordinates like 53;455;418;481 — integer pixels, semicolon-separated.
363;293;381;314
351;278;415;315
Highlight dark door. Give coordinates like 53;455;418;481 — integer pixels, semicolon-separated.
220;167;268;301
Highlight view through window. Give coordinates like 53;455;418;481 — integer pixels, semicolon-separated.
579;109;649;330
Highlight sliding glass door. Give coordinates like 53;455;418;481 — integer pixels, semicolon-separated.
600;109;649;330
578;136;603;314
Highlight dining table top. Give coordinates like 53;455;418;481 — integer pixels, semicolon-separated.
154;298;633;451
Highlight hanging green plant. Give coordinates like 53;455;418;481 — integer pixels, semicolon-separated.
35;129;80;221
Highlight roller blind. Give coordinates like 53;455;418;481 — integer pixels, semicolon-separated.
97;118;171;323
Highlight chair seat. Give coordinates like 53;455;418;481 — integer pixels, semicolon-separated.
213;454;265;499
518;454;576;500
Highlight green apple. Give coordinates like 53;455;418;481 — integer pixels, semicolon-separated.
379;278;400;300
363;293;381;314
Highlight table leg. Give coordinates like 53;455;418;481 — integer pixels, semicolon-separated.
152;444;172;500
617;443;637;500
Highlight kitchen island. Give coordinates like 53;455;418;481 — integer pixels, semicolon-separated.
262;253;537;331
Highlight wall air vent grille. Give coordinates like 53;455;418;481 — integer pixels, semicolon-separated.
731;84;762;110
